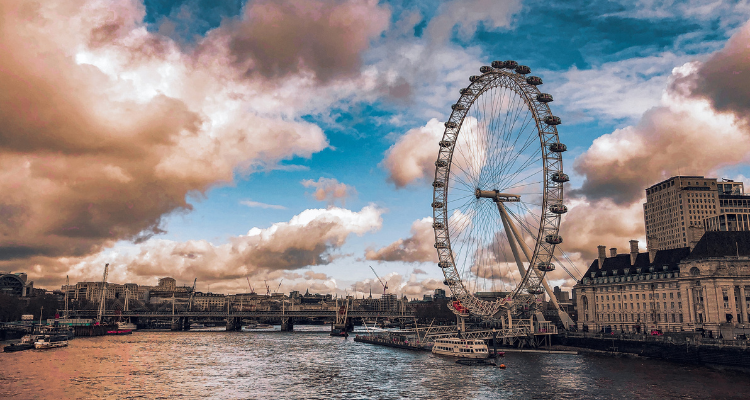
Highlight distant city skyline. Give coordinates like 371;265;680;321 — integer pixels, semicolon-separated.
2;0;750;298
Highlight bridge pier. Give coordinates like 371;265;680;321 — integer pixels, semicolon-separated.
226;317;242;332
171;317;190;331
281;317;294;332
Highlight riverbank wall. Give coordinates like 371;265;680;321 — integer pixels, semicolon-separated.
554;333;750;369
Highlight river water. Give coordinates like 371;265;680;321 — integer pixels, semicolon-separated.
1;326;749;399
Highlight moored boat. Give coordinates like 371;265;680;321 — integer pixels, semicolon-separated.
3;342;35;352
432;338;489;359
116;321;137;331
244;323;273;330
34;334;69;349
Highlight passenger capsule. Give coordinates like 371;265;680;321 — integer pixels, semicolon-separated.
438;261;452;269
432;180;445;188
551;172;569;183
439;140;454;148
504;60;518;69
528;287;545;295
545;234;563;245
480;66;493;73
526;76;543;85
451;103;466;111
432;222;445;229
549;142;567;152
445;121;457;129
460;88;474;95
432;201;444;209
537;262;555;272
435;242;448;249
515;65;531;75
536;93;553;103
469;75;481;82
544;115;562;125
491;60;505;69
549;204;568;214
435;160;448;168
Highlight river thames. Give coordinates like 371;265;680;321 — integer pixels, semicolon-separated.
2;326;749;399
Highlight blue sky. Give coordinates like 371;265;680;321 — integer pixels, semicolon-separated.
3;0;750;296
155;0;750;293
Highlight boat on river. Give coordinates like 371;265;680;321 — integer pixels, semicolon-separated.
432;338;489;359
116;321;137;331
34;334;69;349
242;324;273;331
189;323;227;332
3;334;39;352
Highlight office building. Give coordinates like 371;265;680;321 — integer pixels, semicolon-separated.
644;176;749;252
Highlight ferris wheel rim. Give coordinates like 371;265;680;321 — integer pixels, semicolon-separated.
432;62;566;318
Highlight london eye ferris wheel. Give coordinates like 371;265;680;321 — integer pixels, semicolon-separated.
432;60;569;319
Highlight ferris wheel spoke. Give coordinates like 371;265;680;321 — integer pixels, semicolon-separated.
499;165;544;194
448;167;476;190
493;116;538;187
470;203;496;284
452;145;481;187
498;142;542;185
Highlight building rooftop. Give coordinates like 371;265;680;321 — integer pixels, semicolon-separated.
584;247;690;277
583;231;750;279
686;231;750;259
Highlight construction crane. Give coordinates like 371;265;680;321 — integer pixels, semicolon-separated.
369;265;388;295
264;280;270;297
246;277;255;294
96;263;109;324
188;278;197;311
276;279;283;294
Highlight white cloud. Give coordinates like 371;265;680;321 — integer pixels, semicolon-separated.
301;177;357;206
240;200;286;210
57;205;384;287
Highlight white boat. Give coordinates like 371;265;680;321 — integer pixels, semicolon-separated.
189;323;226;332
242;324;273;331
34;335;69;349
432;338;489;359
117;321;137;331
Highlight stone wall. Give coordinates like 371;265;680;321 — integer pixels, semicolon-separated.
555;334;750;369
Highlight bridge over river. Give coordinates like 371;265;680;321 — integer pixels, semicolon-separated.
57;309;416;331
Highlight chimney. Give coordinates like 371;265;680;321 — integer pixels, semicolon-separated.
629;240;639;266
597;245;606;269
609;248;617;257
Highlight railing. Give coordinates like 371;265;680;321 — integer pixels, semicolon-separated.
64;310;415;319
564;331;750;348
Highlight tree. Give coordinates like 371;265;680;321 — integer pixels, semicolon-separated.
0;294;23;322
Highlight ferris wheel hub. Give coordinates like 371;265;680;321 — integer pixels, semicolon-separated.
475;189;521;202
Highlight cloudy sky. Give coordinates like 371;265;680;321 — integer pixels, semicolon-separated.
3;0;750;298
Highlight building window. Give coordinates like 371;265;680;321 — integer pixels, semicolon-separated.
723;289;730;309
